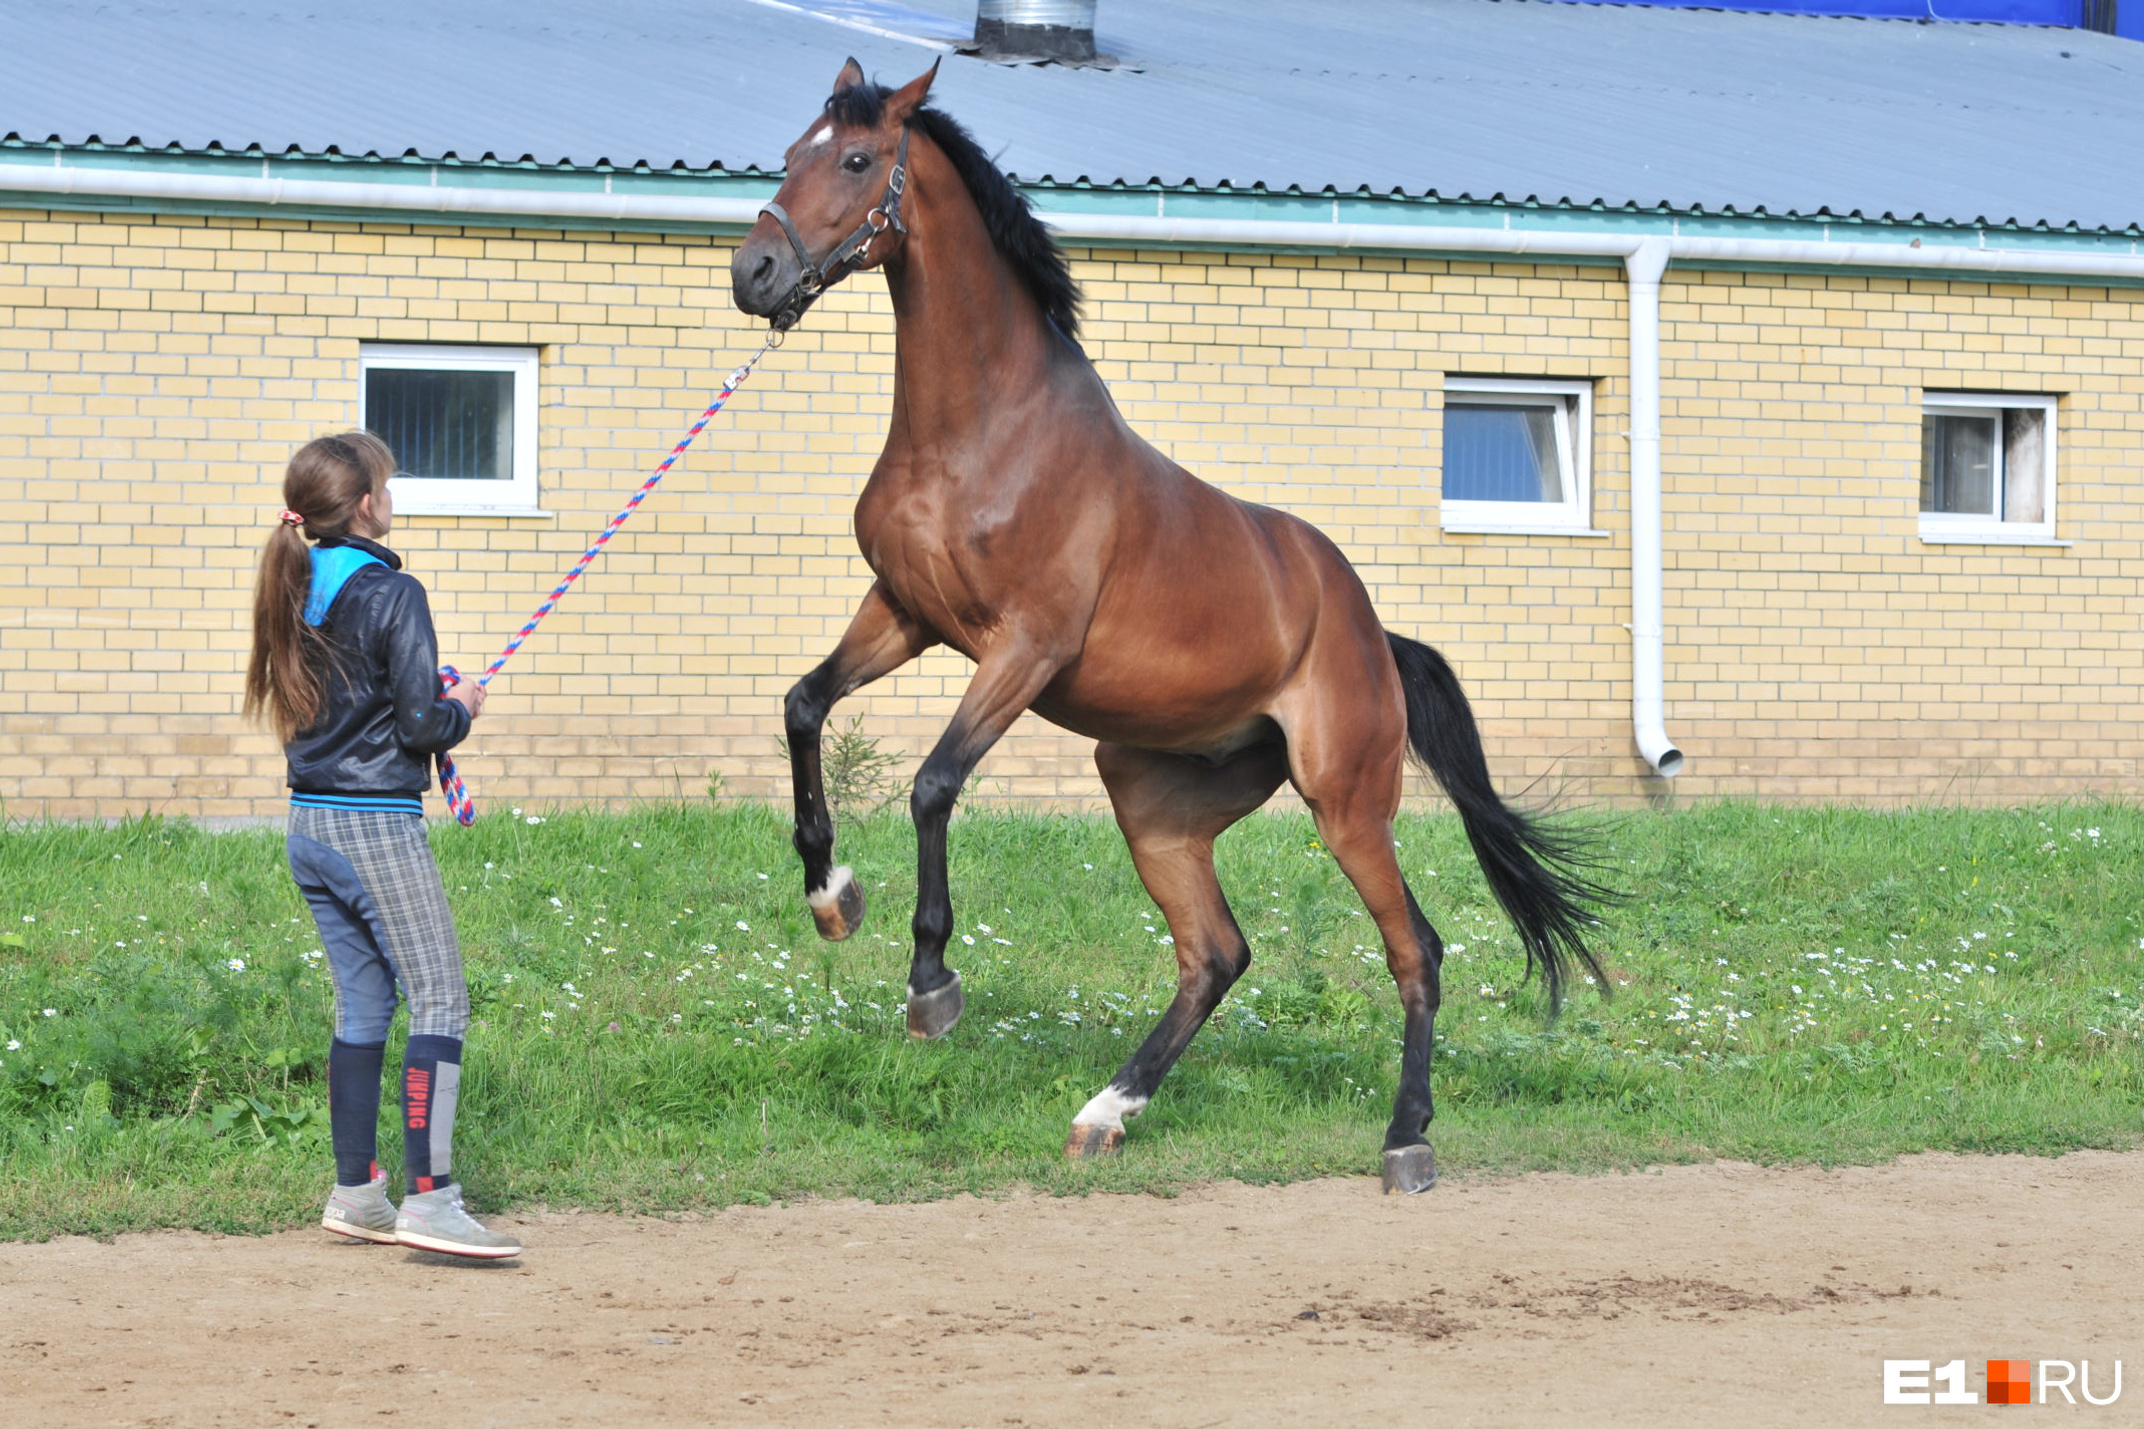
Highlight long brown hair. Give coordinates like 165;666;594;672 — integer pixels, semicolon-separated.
244;431;396;743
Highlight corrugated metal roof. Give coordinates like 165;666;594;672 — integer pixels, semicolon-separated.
7;0;2144;231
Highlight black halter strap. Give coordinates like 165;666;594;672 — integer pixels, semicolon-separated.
758;125;912;332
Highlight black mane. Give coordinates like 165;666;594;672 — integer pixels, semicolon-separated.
827;84;1081;339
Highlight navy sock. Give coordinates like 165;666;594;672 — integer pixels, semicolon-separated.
327;1038;386;1187
402;1034;464;1195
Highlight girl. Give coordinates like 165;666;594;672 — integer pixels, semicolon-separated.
244;430;520;1260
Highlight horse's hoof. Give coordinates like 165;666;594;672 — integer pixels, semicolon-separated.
1381;1144;1439;1195
808;866;866;942
1065;1123;1125;1159
905;971;964;1040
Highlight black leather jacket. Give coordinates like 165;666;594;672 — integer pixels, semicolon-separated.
286;536;471;798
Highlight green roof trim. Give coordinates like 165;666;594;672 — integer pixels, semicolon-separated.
3;142;2143;268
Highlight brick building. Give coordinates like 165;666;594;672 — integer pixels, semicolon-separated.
4;2;2143;817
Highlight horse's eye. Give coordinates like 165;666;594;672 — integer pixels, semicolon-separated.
842;152;872;174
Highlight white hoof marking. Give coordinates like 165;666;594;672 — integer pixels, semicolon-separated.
807;865;854;910
1074;1085;1148;1133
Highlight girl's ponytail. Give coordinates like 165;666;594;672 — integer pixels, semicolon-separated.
244;432;397;744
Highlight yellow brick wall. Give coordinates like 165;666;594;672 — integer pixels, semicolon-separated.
0;208;2139;818
1645;269;2144;801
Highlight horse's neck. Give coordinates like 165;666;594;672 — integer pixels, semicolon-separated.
881;212;1059;452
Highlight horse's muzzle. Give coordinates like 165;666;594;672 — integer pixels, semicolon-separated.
730;225;810;328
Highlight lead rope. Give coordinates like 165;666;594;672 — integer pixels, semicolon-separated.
436;334;780;825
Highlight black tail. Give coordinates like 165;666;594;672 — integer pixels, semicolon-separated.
1386;631;1612;1013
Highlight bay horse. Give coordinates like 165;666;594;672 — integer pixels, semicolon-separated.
731;59;1608;1193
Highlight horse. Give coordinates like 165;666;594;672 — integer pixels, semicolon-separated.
731;58;1609;1193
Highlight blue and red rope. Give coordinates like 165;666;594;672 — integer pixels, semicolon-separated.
436;338;777;824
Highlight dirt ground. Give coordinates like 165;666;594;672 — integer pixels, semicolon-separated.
3;1151;2139;1428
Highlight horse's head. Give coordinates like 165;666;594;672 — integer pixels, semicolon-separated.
731;57;938;331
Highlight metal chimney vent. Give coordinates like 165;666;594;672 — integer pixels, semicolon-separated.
968;0;1108;66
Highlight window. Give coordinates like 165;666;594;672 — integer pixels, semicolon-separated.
1439;378;1596;534
1919;393;2058;545
360;344;540;515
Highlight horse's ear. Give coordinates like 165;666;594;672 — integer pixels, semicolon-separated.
832;56;866;94
884;57;940;124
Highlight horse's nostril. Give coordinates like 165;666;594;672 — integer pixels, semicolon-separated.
752;254;774;287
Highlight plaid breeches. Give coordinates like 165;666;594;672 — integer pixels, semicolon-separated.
287;806;468;1042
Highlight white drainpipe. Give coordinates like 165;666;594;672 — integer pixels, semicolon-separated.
17;164;2144;778
1623;238;1682;777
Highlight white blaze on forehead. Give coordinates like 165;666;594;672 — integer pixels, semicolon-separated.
809;125;835;148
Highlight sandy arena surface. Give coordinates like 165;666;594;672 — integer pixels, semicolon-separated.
3;1151;2139;1428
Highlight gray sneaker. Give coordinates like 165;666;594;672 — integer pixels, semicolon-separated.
394;1183;523;1259
322;1172;398;1244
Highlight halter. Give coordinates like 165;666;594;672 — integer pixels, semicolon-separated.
756;125;911;332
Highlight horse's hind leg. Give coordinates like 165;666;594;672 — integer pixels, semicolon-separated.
1279;684;1445;1194
1069;740;1289;1157
784;582;932;940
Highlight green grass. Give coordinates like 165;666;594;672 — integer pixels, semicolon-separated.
1;799;2139;1239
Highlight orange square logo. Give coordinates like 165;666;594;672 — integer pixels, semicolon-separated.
1987;1359;2033;1406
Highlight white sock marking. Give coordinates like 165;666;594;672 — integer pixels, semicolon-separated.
807;865;854;910
1074;1085;1147;1132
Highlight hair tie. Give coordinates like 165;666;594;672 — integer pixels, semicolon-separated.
278;509;305;527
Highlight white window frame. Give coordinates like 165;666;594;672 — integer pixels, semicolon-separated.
1438;377;1600;536
1917;392;2063;547
359;343;544;517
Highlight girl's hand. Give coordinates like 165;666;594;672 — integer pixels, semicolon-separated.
447;681;487;720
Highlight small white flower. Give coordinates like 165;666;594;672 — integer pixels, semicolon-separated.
4;1039;18;1051
631;842;642;849
736;920;750;931
541;1010;556;1020
525;815;545;826
549;896;564;909
225;958;246;972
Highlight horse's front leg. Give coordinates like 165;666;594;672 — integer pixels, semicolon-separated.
904;648;1062;1039
784;582;933;940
